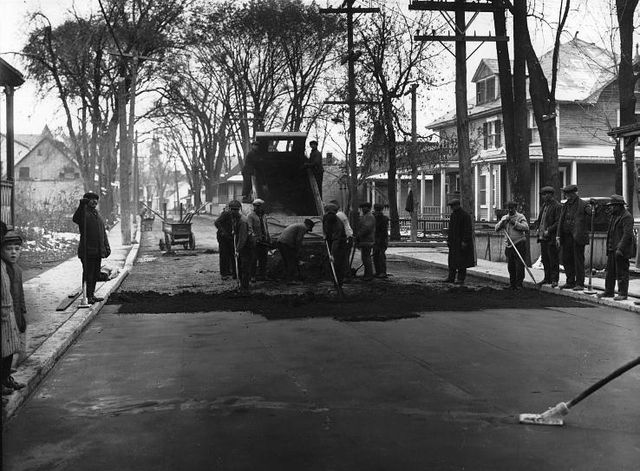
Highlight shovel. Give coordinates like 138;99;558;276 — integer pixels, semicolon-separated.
503;229;539;288
325;240;345;299
232;228;240;290
519;356;640;426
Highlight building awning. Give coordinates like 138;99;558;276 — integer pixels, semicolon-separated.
0;57;25;87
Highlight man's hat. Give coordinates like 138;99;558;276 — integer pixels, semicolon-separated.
228;200;242;209
561;184;578;193
540;186;554;194
506;200;518;208
324;203;338;213
373;203;384;211
252;198;264;206
1;230;23;246
359;201;372;209
83;191;99;200
304;218;315;227
606;194;626;206
447;199;461;206
309;140;318;146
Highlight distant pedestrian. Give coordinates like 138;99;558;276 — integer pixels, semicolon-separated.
495;201;529;290
1;231;25;395
445;199;475;284
72;192;111;303
556;184;591;290
1;231;28;368
242;141;260;203
248;198;271;281
214;205;236;280
598;195;635;301
328;200;353;280
323;205;347;287
373;203;389;278
305;140;324;197
534;186;561;287
356;202;375;281
277;219;315;284
229;200;254;294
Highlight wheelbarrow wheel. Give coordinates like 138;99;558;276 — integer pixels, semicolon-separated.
159;238;165;251
164;233;172;252
189;233;196;250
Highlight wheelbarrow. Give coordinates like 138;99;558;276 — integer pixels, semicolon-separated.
159;220;195;251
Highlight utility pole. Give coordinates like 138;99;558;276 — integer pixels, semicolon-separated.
117;78;131;245
134;130;139;217
321;1;379;219
409;0;508;218
409;83;419;242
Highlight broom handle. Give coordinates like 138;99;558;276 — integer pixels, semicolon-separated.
566;356;640;409
503;229;537;285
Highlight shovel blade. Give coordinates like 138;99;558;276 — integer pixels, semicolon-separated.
518;413;564;426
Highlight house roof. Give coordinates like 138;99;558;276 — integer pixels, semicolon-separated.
428;38;617;129
16;127;76;167
0;57;25;87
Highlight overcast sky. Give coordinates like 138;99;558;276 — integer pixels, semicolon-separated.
0;0;634;137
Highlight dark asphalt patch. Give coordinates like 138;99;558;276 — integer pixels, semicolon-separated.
108;283;588;321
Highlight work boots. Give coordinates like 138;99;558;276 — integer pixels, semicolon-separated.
614;280;628;301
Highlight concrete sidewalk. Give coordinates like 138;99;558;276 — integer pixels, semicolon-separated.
2;222;140;422
388;246;640;315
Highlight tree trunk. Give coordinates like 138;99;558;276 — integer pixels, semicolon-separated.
617;0;638;215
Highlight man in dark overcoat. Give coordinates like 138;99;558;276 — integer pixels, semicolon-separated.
214;205;236;280
598;195;635;301
72;191;111;303
445;199;475;284
372;203;389;278
535;186;562;287
247;198;271;281
229;200;254;294
305;140;324;197
241;141;260;203
556;184;591;290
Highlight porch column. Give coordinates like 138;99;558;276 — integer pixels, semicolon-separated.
474;163;479;220
420;170;425;214
440;168;447;215
495;164;502;213
371;180;376;204
534;161;540;216
570;159;577;185
397;176;402;214
5;85;15;226
622;151;628;203
488;163;494;220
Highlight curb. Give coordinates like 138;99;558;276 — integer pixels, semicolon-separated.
2;231;142;424
393;255;640;316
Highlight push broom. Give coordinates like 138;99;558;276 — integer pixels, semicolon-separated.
519;355;640;426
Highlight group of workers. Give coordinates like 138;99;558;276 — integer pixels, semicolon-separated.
493;185;634;299
214;198;389;293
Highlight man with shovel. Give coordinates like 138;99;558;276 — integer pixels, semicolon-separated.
495;201;529;290
228;200;254;294
598;195;635;301
323;204;347;287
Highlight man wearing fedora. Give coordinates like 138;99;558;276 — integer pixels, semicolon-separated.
598;195;635;301
72;192;111;303
534;186;562;287
556;184;591;290
248;198;271;281
445;199;475;284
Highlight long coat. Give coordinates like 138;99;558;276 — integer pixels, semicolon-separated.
534;198;562;241
606;209;635;258
72;203;111;258
448;207;475;269
557;197;591;245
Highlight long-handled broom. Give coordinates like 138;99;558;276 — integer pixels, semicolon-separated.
503;229;539;288
519;355;640;426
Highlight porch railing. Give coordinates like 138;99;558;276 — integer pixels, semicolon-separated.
1;179;13;227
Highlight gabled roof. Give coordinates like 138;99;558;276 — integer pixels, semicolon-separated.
0;57;25;87
428;37;617;129
540;37;616;103
16;127;76;167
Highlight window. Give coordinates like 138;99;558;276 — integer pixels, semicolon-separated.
527;110;540;144
476;77;497;105
482;120;502;149
19;167;30;179
479;173;487;205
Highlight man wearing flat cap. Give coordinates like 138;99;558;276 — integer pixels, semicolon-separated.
556;184;591;290
534;186;562;287
248;198;271;281
445;199;475;284
356;202;375;281
305;140;324;197
598;195;635;301
73;191;111;303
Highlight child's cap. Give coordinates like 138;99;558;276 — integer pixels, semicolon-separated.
1;230;23;246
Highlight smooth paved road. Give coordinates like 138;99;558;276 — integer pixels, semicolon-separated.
3;296;639;470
